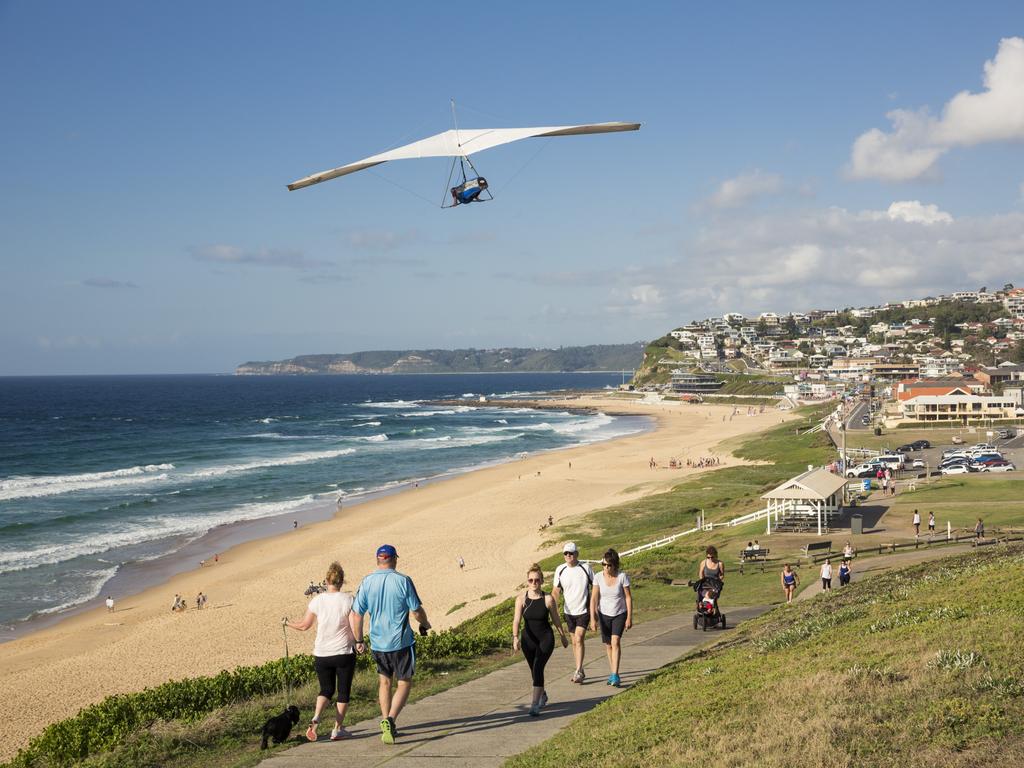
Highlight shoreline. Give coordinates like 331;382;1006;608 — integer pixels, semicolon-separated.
0;397;793;761
0;406;651;644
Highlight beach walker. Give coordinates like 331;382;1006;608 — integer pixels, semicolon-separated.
688;576;726;631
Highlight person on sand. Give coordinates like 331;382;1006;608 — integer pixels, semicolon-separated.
285;561;358;742
552;542;595;684
781;564;799;604
820;559;833;590
352;545;431;745
457;555;465;571
589;549;632;687
105;596;114;613
512;564;569;717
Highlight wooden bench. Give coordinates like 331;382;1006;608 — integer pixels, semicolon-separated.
801;540;833;563
738;548;770;574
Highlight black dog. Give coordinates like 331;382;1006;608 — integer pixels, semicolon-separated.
260;705;300;749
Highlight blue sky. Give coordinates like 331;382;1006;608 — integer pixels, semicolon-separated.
2;2;1023;374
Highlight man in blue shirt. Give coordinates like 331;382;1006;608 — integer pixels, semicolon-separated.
352;544;431;744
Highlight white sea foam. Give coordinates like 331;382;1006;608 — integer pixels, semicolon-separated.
417;433;525;449
0;464;176;502
182;448;356;479
30;566;120;617
401;406;476;417
357;434;389;442
495;419;508;424
362;400;420;409
258;417;277;424
354;421;382;427
0;495;319;574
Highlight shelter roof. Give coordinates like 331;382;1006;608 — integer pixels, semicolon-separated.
762;467;849;501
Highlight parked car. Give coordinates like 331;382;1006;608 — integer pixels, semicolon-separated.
971;455;1006;466
861;416;870;425
911;459;926;469
845;463;880;478
971;443;996;451
940;464;977;475
997;428;1016;439
911;439;931;450
982;462;1016;472
951;435;964;444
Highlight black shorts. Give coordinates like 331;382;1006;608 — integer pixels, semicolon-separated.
313;653;356;703
372;646;416;680
564;613;589;633
598;612;626;644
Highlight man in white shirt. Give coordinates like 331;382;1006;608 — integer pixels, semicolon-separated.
551;542;594;683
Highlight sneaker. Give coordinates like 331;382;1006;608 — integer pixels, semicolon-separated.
539;691;548;709
577;669;586;684
609;673;620;687
330;726;349;741
388;717;398;738
528;703;540;717
306;720;319;742
606;674;614;685
570;670;582;683
380;718;395;745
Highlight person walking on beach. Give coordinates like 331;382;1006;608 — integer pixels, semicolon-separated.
457;555;465;571
781;564;799;604
589;548;632;686
913;509;921;537
512;564;569;716
552;542;594;684
105;596;114;613
352;545;431;744
285;561;359;742
820;559;833;590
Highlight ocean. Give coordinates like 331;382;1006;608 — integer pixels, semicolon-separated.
0;373;645;638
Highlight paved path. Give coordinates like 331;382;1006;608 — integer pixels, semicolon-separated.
796;542;975;601
257;605;767;768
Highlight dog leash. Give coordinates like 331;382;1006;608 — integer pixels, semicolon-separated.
281;621;292;708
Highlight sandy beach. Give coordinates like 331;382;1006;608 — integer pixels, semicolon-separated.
0;397;792;760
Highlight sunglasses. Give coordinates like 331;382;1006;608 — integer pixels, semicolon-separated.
527;577;542;583
563;552;576;557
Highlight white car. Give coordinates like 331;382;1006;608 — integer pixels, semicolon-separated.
940;465;971;475
911;459;925;469
982;463;1016;472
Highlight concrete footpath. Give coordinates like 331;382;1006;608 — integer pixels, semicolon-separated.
257;605;767;768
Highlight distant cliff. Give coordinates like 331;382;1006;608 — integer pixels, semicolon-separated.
236;344;645;375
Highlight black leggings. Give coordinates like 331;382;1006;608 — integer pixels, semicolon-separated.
521;628;554;688
314;653;356;703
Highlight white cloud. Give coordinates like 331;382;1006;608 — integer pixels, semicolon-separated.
848;37;1024;181
705;170;783;208
883;200;953;224
190;244;331;270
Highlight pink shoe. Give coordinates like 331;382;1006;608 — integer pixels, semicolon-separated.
306;720;319;741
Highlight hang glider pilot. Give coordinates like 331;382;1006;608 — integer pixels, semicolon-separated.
451;176;488;205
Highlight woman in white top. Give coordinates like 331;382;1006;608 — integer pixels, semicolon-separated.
285;561;363;741
820;558;833;590
588;548;633;687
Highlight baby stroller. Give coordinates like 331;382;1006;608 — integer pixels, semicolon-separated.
688;576;726;631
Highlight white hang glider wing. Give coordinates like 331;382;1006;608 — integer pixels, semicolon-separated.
287;121;640;191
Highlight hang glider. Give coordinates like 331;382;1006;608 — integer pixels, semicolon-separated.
286;122;641;201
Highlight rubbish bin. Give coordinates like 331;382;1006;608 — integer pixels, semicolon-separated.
873;427;882;436
851;513;863;536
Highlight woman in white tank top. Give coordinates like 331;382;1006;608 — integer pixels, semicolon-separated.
588;548;633;686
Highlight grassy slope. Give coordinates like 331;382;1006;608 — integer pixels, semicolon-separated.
506;546;1024;768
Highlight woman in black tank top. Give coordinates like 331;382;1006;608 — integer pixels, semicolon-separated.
513;564;569;716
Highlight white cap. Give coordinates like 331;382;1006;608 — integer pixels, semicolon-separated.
563;542;578;554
